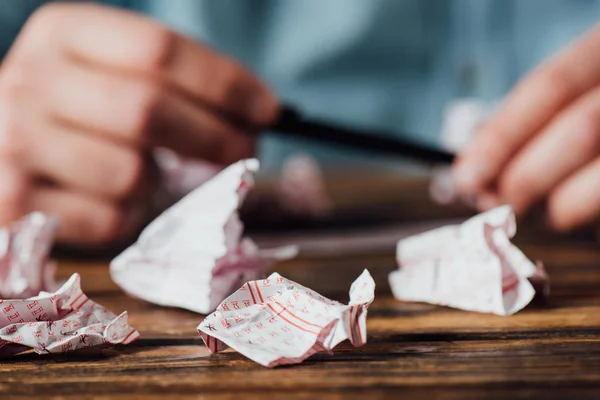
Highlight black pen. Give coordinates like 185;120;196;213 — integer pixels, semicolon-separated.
269;105;455;164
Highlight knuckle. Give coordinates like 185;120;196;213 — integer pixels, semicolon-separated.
24;3;68;42
571;110;600;151
0;42;45;90
129;82;163;141
214;62;248;106
115;152;146;198
538;67;577;105
0;69;29;104
143;27;177;72
28;3;65;27
0;63;27;92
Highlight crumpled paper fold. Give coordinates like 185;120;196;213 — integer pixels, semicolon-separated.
389;206;548;316
198;269;375;367
110;159;297;314
0;273;139;357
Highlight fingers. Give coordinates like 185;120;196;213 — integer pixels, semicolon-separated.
0;74;158;202
0;1;270;247
0;159;145;246
27;123;157;201
45;59;256;164
21;2;278;126
548;156;600;231
28;187;142;246
497;87;600;215
453;23;600;195
136;81;256;163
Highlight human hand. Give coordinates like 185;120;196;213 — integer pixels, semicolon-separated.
0;3;278;247
453;24;600;231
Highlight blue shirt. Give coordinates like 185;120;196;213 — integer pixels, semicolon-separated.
2;0;600;169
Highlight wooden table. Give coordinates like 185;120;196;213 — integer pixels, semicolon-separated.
2;175;600;399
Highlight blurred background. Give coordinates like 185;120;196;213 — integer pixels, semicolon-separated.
2;0;600;174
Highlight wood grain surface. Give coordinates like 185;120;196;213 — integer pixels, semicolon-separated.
2;174;600;399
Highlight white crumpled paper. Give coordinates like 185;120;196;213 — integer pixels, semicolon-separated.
389;205;548;316
0;273;139;357
0;212;59;299
198;269;375;367
110;159;297;314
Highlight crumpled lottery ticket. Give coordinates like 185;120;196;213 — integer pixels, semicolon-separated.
389;205;549;316
430;99;491;204
198;269;375;367
110;159;297;314
0;273;139;357
0;212;59;299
